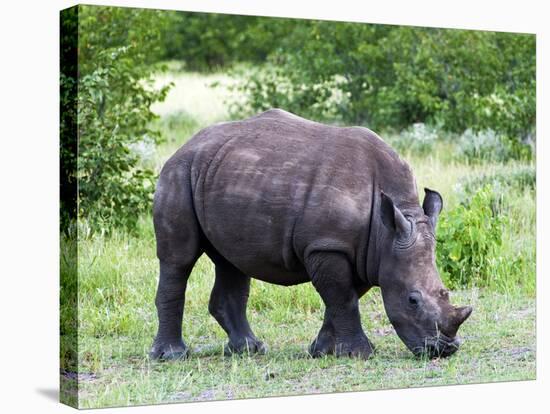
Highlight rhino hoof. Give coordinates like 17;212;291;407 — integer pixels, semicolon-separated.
149;341;189;361
224;338;267;356
309;337;374;360
309;337;334;358
338;343;374;360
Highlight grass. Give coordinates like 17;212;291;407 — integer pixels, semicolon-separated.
69;222;536;408
61;69;536;408
68;228;536;408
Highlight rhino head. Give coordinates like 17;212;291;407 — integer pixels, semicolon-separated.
378;188;472;358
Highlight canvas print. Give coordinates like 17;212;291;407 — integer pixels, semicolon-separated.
60;4;536;409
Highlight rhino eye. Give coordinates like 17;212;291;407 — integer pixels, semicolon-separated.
408;291;422;308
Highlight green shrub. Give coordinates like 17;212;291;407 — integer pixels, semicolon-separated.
454;166;536;212
226;65;345;123
387;123;441;156
162;12;297;71
60;7;78;234
456;129;532;163
226;23;535;156
63;6;172;234
436;185;503;288
437;167;535;291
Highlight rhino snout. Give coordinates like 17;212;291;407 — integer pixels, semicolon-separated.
413;334;463;359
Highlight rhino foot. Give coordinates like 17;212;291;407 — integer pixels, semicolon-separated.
309;334;374;360
224;337;267;356
149;340;189;361
335;339;374;359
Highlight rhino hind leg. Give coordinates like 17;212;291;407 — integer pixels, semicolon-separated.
150;166;203;361
306;252;374;359
150;260;198;360
207;255;266;356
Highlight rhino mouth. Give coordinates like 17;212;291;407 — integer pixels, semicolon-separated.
412;333;462;358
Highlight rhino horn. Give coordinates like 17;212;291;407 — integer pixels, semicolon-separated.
453;305;473;327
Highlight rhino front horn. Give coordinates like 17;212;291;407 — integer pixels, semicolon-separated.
454;306;473;326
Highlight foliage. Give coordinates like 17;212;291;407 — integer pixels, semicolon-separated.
224;22;535;157
72;6;172;233
60;7;78;233
387;123;441;156
162;12;297;71
435;167;535;292
454;165;535;209
226;64;346;122
436;186;504;288
456;129;512;163
63;8;536;235
456;129;532;163
77;6;169;66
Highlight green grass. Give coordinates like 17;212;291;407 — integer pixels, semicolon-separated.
150;69;236;122
68;227;536;407
61;69;536;408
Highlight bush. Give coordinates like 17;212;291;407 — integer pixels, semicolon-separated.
162;12;297;71
227;65;345;122
437;167;535;291
456;129;532;163
387;123;441;156
454;165;536;211
436;185;503;288
61;6;172;234
60;7;78;233
226;23;535;157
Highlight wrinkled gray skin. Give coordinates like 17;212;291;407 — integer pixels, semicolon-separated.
150;109;472;361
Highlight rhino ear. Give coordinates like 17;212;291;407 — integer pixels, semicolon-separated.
381;192;411;238
422;188;443;230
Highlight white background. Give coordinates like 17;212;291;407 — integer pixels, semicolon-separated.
0;0;547;412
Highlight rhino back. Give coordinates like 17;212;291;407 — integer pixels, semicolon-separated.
175;109;418;284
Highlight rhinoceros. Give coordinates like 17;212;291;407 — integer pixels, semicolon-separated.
150;108;472;360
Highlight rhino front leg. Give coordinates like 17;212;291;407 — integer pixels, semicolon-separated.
306;252;374;359
208;257;266;355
